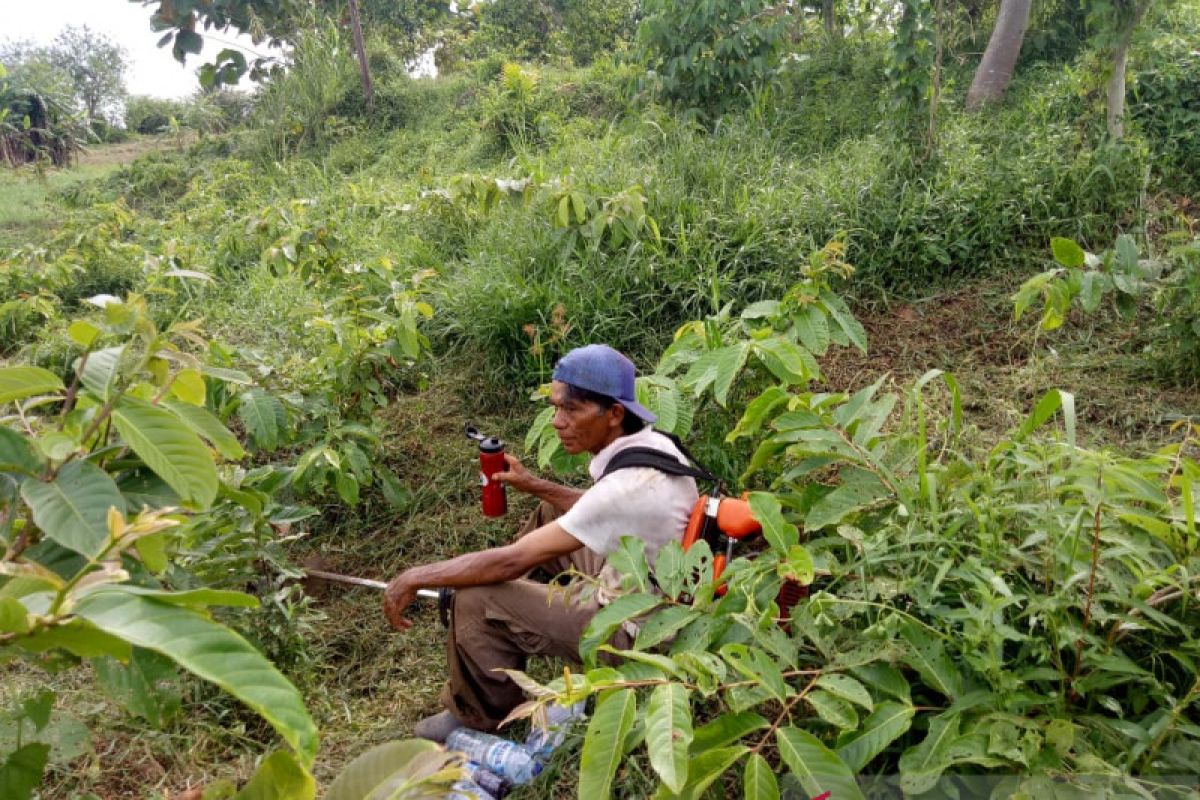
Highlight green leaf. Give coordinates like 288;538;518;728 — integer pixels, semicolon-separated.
335;471;360;505
792;305;831;356
816;674;873;711
67;320;101;348
0;428;44;478
635;605;697;651
78;347;123;398
20;460;126;558
0;743;49;800
237;388;286;452
1078;271;1104;313
665;746;746;800
0;597;31;634
325;740;447;800
579;689;637;800
804;469;891;531
112;397;218;509
608;536;651;593
94;585;259;609
755;337;816;385
727;386;789;443
713;343;752;406
646;683;693;792
73;591;317;766
743;753;780;800
836;701;915;772
776;726;864;800
747;492;797;553
806;690;859;730
820;293;867;353
691;712;768;753
163;400;246;461
14;619;131;659
1016;389;1074;445
579;593;661;664
898;712;960;795
0;367;64;405
1051;237;1086;268
233;751;315;800
778;544;814;586
899;625;961;699
93;648;181;728
170;368;207;406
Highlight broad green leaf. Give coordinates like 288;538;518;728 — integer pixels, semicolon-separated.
726;386;789;443
0;428;44;478
35;431;78;461
14;619;131;659
899;625;961;699
804;469;891;531
747;492;797;553
898;713;960;795
237;388;287;452
579;689;636;800
325;740;447;800
778;544;814;586
608;536;651;593
164;401;246;461
599;647;683;678
1051;237;1086;268
820;293;867;353
713;343;752;407
851;663;911;703
335;471;359;505
743;753;779;800
776;727;864;800
1078;271;1104;313
806;690;859;730
112;397;218;509
67;320;101;348
93;585;259;609
691;712;768;753
635;605;696;651
650;540;687;599
233;751;315;800
78;347;124;398
0;597;30;633
579;593;661;664
170;369;207;406
816;674;873;711
73;591;317;765
0;367;64;405
792;304;831;355
662;746;746;800
0;743;49;800
755;337;817;385
93;648;181;728
21;460;126;558
721;644;787;700
836;701;914;772
646;683;693;792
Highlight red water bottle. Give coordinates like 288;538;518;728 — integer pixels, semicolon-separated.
466;425;507;517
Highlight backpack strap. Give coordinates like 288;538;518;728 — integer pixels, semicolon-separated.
600;435;717;484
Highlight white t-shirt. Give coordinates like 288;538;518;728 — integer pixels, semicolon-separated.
558;428;699;599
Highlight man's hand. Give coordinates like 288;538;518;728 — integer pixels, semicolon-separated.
492;452;536;494
384;570;418;631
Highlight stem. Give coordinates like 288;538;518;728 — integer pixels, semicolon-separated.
1069;486;1104;702
751;673;820;754
1136;677;1200;772
58;349;90;428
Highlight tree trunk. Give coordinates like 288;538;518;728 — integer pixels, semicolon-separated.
346;0;374;113
965;0;1032;111
822;0;838;39
1106;0;1150;140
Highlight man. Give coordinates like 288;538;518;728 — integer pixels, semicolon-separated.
383;344;698;742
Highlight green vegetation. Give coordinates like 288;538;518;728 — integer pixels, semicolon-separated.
2;0;1199;797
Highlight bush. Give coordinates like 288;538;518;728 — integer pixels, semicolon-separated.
124;94;188;134
1130;33;1200;194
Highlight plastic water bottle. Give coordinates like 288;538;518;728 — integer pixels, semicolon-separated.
447;779;495;800
445;728;542;785
525;701;587;761
465;762;509;798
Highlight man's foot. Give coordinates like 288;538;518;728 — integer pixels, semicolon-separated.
413;710;460;743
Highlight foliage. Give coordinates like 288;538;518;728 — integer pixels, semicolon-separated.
515;246;1200;798
465;0;639;66
1015;233;1200;386
0;296;320;798
886;0;936;138
1129;28;1200;193
636;0;790;116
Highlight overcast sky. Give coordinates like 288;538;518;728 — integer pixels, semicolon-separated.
0;0;271;98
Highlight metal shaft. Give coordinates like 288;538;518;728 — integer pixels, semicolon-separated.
304;568;440;600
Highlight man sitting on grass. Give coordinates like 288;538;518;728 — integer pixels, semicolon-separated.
383;344;698;741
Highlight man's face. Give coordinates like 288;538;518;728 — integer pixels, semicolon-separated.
549;380;623;455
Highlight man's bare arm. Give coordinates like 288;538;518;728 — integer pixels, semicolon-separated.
492;453;584;512
383;522;583;630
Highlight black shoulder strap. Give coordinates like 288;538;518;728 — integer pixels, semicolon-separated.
599;432;717;483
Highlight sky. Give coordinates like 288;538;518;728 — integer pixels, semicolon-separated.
0;0;272;98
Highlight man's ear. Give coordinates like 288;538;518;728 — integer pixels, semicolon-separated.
609;403;627;430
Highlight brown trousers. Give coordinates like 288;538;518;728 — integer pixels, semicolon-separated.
439;501;625;731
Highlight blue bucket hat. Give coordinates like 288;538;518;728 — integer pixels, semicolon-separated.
552;344;657;424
